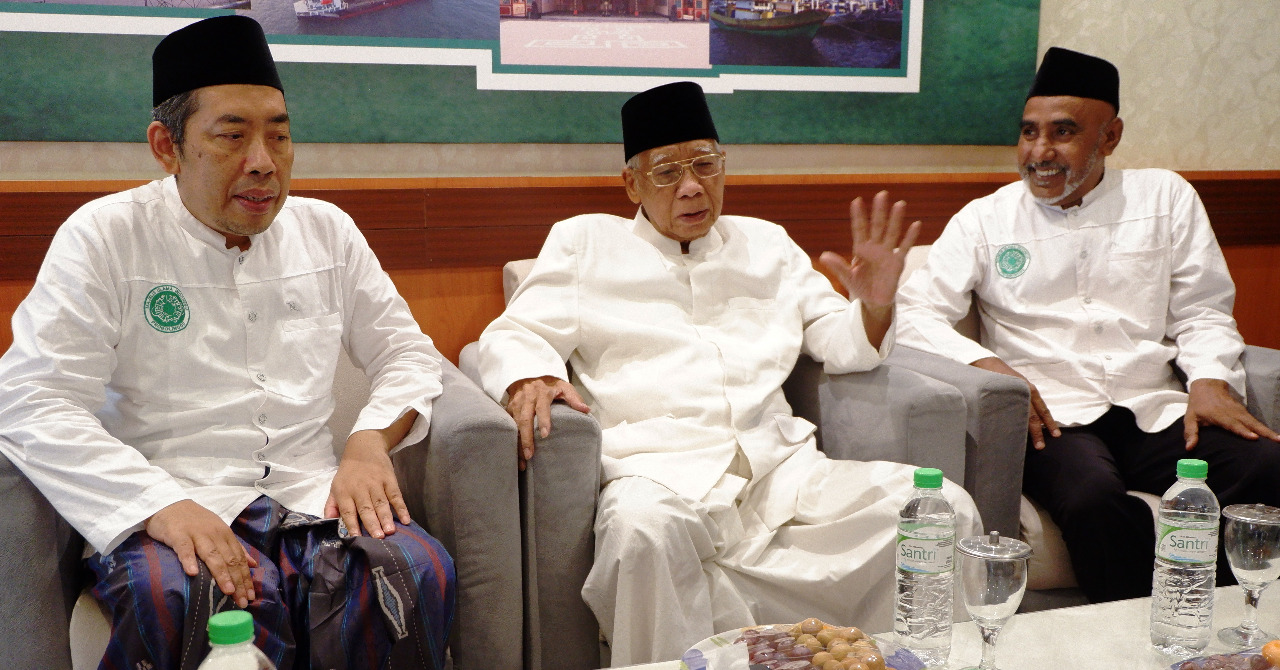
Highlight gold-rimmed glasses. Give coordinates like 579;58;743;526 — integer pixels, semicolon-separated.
641;153;725;187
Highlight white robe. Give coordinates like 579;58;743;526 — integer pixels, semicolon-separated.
897;168;1245;432
477;210;980;665
0;177;443;555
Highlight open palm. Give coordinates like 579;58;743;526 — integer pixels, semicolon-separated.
819;191;921;308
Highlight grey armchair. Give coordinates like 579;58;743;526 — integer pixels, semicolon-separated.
0;352;524;670
892;245;1280;611
458;258;1011;670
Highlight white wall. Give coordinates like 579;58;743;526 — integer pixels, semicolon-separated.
2;0;1275;180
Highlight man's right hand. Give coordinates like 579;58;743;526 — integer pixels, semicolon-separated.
145;499;257;608
505;376;591;470
971;356;1061;450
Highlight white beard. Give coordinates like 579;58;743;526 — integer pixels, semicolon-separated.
1022;142;1102;207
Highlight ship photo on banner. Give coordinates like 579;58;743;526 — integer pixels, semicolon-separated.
1;0;917;93
495;0;918;93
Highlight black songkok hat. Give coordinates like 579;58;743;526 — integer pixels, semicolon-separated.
622;81;719;162
1026;47;1120;112
152;15;283;107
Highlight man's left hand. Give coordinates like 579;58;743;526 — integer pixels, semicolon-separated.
819;191;921;347
326;428;414;539
1184;378;1280;450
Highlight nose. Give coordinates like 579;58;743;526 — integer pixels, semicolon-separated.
1028;134;1055;164
244;134;275;176
674;164;704;198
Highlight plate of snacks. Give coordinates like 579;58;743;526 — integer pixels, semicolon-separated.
1170;639;1280;670
679;617;924;670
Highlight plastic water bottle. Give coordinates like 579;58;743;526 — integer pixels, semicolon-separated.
894;467;955;667
1150;458;1220;657
197;610;276;670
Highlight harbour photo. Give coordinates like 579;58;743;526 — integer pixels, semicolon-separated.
710;0;902;69
247;0;497;40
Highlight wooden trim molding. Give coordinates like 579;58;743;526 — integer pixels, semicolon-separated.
1;171;1277;281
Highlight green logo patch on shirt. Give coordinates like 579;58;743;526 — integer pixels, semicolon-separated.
144;285;190;333
995;244;1030;279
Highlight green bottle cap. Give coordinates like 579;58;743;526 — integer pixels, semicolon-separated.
208;610;255;646
1177;459;1208;480
914;467;944;489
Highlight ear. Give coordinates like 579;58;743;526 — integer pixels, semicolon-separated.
147;121;182;176
622;167;642;205
1100;116;1124;157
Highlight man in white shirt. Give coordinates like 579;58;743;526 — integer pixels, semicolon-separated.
475;81;981;665
897;47;1280;603
0;16;454;667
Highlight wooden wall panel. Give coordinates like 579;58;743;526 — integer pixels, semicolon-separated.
2;172;1277;361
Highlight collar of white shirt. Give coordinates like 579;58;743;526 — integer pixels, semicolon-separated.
630;206;725;258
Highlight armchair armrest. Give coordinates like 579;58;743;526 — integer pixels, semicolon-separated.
782;354;967;484
1243;344;1280;431
393;358;523;670
0;453;82;669
886;346;1030;539
457;341;604;670
522;404;602;670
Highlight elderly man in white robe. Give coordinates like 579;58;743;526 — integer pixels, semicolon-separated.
475;81;981;666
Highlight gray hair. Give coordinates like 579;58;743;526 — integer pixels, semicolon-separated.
151;90;200;154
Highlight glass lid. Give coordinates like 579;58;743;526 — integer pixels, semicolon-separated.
957;531;1032;560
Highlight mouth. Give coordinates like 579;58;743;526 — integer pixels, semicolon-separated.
233;191;276;215
1025;163;1067;186
676;208;710;225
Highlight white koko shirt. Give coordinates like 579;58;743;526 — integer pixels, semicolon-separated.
476;210;889;511
897;168;1245;433
0;177;443;554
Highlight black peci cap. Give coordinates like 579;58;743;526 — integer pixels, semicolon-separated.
1027;46;1119;112
622;81;720;163
152;15;283;107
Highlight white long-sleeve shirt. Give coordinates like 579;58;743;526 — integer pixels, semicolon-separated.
0;177;443;554
896;168;1245;432
476;210;890;507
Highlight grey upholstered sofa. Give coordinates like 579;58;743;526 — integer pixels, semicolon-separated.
0;352;523;670
457;258;1020;670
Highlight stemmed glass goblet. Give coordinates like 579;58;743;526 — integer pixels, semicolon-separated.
958;531;1031;670
1217;503;1280;649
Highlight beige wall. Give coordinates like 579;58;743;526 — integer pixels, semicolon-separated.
2;0;1276;180
1038;0;1280;172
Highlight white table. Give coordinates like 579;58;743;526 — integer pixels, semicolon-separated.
935;585;1279;669
614;585;1279;669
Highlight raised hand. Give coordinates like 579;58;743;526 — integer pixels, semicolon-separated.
819;190;922;310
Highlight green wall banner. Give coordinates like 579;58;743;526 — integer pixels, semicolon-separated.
0;0;1039;144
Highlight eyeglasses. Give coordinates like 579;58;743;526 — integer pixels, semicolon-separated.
641;153;725;187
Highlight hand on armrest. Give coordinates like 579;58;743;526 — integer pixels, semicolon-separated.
505;376;591;470
970;357;1060;450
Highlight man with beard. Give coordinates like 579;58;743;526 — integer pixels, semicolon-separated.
895;46;1280;603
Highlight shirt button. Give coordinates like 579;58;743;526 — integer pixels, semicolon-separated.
258;414;268;424
256;373;267;382
1094;325;1103;334
1083;297;1093;304
1079;250;1088;259
238;255;246;265
248;311;258;323
1104;355;1113;361
255;453;266;462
